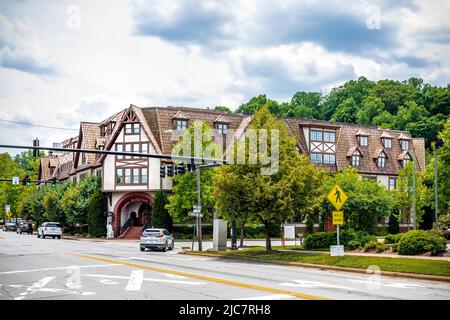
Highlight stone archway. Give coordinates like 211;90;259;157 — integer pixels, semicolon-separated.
113;192;153;237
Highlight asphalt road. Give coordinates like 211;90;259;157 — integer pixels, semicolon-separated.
0;231;449;300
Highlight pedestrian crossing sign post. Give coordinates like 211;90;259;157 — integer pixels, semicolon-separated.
327;184;347;211
327;185;348;257
332;211;344;225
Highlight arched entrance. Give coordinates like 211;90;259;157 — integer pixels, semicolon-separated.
113;193;153;237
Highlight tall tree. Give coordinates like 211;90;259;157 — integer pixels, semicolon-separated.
152;190;173;231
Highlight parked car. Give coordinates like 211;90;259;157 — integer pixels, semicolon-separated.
37;222;62;239
140;228;174;252
17;222;33;234
2;223;17;232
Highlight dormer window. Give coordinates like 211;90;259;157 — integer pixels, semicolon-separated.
100;125;106;137
174;119;188;130
352;155;361;166
359;136;368;147
125;123;140;135
400;140;409;150
384;138;392;149
215;123;228;134
402;154;411;167
377;155;386;168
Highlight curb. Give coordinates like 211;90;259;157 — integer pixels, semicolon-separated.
181;252;450;283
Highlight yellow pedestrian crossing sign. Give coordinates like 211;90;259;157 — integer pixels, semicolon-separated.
5;213;12;220
327;184;347;210
332;211;344;225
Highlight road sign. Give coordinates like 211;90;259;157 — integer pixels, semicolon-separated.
5;205;10;213
5;213;12;220
330;245;344;257
188;212;203;217
12;177;20;185
327;184;348;210
332;211;344;225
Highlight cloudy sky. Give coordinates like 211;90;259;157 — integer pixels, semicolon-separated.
0;0;449;152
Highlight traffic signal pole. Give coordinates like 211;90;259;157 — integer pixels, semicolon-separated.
196;166;202;251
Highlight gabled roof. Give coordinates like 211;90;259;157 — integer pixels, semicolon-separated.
380;131;394;139
172;111;190;120
213;115;231;123
355;128;370;136
372;147;388;159
398;150;412;160
398;132;412;140
347;146;364;157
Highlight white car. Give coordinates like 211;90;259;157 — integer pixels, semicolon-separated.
140;228;174;252
37;222;62;239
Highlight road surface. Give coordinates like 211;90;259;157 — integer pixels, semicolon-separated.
0;231;449;300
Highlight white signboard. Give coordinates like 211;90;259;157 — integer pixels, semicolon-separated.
283;225;295;240
5;205;10;213
330;245;345;257
12;177;20;185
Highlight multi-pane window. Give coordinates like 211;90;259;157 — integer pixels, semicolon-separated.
388;177;396;190
125;144;132;159
359;136;368;146
311;130;322;142
125;123;140;135
377;156;386;168
116;169;123;184
116;167;148;185
323;154;336;164
175;120;188;130
324;131;335;143
400;140;409;150
384;138;392;149
116;144;123;159
310;153;322;163
116;143;148;159
215;123;228;134
351;155;360;166
141;143;148;155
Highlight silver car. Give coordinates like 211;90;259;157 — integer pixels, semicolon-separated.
140;228;174;252
37;222;62;239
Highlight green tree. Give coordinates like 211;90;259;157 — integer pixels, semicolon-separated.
368;79;415;115
214;105;323;250
214;106;232;113
356;96;385;125
87;190;106;237
331;97;357;123
166;122;220;223
288;91;322;118
321;168;396;234
236;94;281;115
152;190;173;231
372;110;396;128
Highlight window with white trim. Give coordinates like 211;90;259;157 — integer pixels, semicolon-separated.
351;155;360;166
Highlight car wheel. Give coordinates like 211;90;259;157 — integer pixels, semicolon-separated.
140;247;145;252
37;233;40;238
162;243;168;252
42;234;46;239
57;235;61;239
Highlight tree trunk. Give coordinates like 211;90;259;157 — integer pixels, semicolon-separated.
264;221;271;251
239;222;244;247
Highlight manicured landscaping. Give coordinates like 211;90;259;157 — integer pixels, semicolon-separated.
194;247;450;277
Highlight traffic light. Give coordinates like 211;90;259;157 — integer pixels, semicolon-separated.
176;163;186;175
23;175;31;186
167;164;174;177
160;165;166;178
32;138;40;158
51;179;57;188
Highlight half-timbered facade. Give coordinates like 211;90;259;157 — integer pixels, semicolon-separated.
38;105;426;238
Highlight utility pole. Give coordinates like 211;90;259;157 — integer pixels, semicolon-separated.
412;152;417;230
434;143;439;230
196;166;202;251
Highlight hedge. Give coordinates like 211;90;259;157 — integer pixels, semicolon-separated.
397;230;447;256
303;230;376;249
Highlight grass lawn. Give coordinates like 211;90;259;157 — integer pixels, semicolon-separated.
196;247;450;277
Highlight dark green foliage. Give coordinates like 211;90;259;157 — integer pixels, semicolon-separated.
384;233;404;244
387;213;400;234
303;230;376;249
152;190;173;232
363;240;385;252
397;230;447;255
87;190;106;237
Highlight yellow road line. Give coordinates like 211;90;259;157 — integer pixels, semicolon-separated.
0;236;6;240
72;253;331;300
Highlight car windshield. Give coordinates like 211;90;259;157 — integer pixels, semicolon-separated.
46;223;61;228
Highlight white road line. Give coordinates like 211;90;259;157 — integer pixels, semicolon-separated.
279;280;352;290
14;276;55;300
0;264;120;275
348;279;424;288
125;270;144;291
234;294;295;300
83;273;206;285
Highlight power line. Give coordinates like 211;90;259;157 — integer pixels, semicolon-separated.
0;118;78;131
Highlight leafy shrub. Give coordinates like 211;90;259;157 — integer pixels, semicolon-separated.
87;190;106;237
347;240;362;250
384;233;404;244
364;240;384;252
438;214;450;229
303;230;376;249
397;230;447;256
